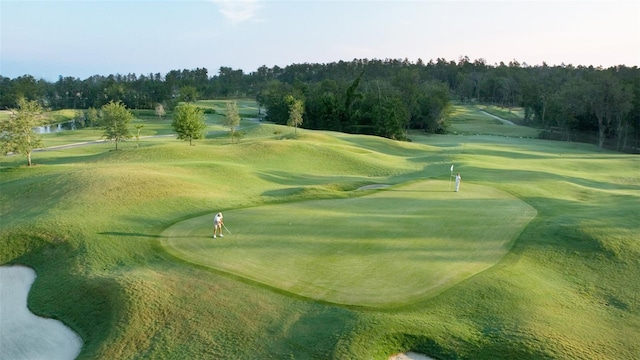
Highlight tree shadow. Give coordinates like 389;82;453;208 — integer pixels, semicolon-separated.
262;305;358;358
98;231;169;238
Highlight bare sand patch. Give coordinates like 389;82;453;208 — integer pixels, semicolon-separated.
389;351;436;360
0;265;82;360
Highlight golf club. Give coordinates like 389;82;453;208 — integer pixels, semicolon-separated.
223;223;232;234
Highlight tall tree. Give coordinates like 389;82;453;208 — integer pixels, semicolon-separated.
373;95;409;140
223;101;241;142
178;86;198;103
415;81;452;133
0;99;46;166
617;66;640;151
257;80;293;125
217;67;245;97
340;70;364;132
101;101;133;151
589;72;632;148
286;95;304;133
154;103;166;119
86;107;99;127
172;103;206;146
134;124;144;148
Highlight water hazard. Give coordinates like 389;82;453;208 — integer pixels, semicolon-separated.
34;120;76;134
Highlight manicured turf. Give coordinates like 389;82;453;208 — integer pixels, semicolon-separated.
1;102;638;359
448;104;538;138
0;110;10;122
163;181;536;307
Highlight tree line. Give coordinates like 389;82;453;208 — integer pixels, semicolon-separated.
1;57;638;151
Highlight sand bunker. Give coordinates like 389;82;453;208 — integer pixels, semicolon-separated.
389;352;435;360
0;265;82;360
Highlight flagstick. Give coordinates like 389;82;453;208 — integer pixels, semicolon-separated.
448;164;454;190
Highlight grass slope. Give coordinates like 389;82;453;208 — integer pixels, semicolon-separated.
1;109;639;359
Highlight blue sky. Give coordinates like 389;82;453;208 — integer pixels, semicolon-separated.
1;0;639;81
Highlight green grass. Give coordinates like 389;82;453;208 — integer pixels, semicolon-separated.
448;104;539;138
1;100;639;359
0;110;10;122
36;109;249;149
49;108;78;123
195;99;261;117
162;181;536;307
36;119;176;148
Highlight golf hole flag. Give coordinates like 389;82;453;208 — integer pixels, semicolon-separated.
448;164;454;190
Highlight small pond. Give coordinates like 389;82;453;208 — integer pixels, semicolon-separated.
35;120;76;134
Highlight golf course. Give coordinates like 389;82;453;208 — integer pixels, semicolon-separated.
1;101;638;359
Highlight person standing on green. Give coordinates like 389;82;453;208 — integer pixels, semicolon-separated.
453;173;461;192
213;212;224;238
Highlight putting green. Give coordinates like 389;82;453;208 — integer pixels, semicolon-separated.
161;180;536;307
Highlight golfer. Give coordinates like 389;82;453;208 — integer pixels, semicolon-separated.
453;172;461;192
213;212;224;238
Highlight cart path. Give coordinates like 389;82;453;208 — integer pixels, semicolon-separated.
34;134;175;152
479;110;517;125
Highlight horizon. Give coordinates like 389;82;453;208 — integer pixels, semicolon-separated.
2;56;636;82
2;0;639;82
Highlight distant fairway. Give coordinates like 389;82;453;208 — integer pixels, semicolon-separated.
448;104;539;138
162;180;536;307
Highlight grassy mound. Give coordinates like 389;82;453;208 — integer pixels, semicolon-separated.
1;109;639;359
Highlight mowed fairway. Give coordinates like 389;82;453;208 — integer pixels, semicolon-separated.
162;181;536;307
2;104;639;359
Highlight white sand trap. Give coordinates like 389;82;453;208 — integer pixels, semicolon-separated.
389;352;435;360
0;265;82;360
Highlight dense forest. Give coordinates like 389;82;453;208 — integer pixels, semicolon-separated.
1;57;638;152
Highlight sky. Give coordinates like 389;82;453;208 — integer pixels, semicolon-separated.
1;0;639;81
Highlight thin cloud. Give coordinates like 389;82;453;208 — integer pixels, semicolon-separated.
212;0;263;25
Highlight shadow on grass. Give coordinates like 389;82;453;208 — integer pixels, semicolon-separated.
387;188;454;193
263;305;358;358
381;333;460;360
196;231;514;265
98;231;169;238
464;166;639;191
261;186;309;197
257;170;362;187
6;241;120;359
512;193;639;259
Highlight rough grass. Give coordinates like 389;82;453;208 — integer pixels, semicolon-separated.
1;104;639;359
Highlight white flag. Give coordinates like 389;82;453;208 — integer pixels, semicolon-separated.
450;164;454;172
